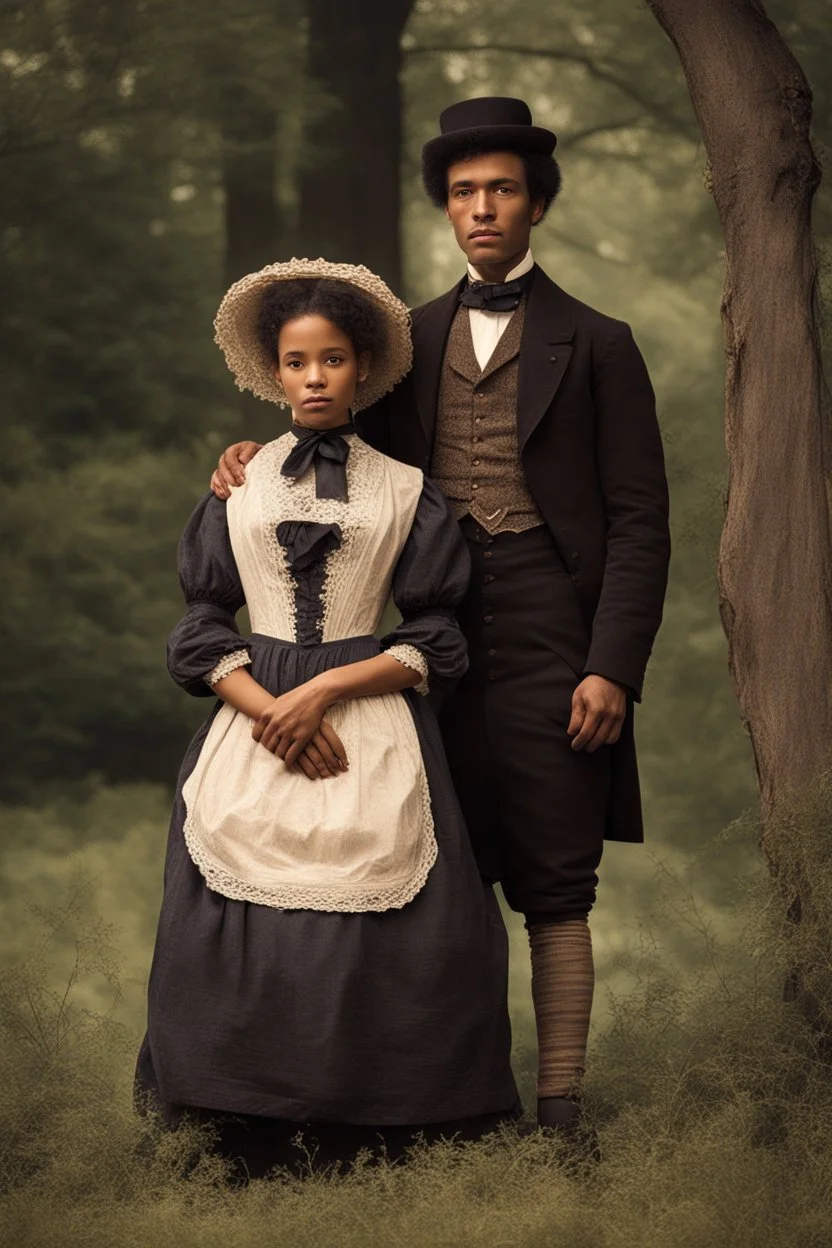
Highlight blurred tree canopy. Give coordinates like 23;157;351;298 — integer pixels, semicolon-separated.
1;0;828;893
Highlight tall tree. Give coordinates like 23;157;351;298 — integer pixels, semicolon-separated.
296;0;416;291
644;0;831;842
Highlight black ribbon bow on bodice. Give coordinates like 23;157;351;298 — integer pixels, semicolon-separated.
276;521;342;572
280;421;355;501
458;268;534;313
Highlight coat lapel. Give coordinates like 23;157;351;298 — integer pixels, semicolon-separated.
517;267;576;452
478;298;525;383
411;277;466;454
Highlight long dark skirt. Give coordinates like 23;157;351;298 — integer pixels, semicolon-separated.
136;633;520;1169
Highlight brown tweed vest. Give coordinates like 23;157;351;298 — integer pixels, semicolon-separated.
430;299;544;535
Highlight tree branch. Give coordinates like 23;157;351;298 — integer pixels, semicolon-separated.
405;42;697;139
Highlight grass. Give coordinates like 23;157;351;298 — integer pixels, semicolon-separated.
3;784;832;1246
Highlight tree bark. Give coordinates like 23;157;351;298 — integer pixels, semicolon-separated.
219;87;290;441
296;0;415;292
646;0;831;845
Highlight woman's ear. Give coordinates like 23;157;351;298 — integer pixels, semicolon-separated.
357;350;371;384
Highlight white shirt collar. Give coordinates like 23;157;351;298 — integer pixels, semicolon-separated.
468;247;534;284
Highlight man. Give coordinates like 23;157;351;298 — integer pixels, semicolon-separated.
212;97;670;1132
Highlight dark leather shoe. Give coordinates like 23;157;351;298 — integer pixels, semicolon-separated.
537;1096;581;1130
536;1097;601;1165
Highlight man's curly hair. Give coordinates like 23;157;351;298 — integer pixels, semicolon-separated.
257;278;388;364
422;137;562;222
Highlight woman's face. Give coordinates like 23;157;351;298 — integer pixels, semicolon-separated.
275;314;369;429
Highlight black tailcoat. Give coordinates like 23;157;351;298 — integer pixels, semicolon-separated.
358;264;671;843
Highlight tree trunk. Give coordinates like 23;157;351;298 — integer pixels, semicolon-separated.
646;0;832;847
220;88;290;441
296;0;415;292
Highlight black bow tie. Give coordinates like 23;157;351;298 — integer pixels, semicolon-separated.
458;269;534;313
281;422;354;501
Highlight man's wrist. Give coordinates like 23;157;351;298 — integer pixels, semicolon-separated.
583;670;629;693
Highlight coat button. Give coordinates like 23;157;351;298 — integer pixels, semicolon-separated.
484;573;495;584
487;648;496;657
484;614;493;624
483;550;493;559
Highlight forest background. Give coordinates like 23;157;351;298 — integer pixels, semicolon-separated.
2;1;831;1244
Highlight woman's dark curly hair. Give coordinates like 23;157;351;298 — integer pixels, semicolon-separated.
257;278;388;365
421;138;562;221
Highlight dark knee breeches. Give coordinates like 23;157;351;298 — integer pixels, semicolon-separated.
441;519;609;923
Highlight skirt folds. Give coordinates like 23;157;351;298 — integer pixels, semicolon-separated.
137;633;519;1128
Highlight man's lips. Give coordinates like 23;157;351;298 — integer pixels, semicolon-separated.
469;230;502;239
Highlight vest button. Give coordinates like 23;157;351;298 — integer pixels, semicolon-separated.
473;459;480;466
487;648;496;657
483;550;493;560
484;615;493;624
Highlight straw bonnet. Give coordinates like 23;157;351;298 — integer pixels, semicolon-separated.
213;258;413;412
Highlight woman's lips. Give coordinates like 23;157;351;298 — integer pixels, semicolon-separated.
303;396;331;405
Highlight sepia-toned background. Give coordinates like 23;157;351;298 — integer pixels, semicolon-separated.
2;2;830;1242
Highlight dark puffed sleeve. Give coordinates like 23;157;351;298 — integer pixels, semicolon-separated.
380;478;470;695
167;492;250;697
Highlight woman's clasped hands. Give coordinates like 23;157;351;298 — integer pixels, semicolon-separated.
252;679;349;781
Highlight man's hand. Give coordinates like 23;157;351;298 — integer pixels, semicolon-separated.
252;680;348;775
210;440;263;499
568;675;627;753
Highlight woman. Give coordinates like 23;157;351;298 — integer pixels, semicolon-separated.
136;259;519;1175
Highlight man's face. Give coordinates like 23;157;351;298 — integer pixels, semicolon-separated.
444;151;544;272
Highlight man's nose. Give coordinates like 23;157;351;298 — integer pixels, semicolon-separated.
471;193;495;221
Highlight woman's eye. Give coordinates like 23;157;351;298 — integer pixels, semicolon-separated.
326;356;344;366
286;360;303;369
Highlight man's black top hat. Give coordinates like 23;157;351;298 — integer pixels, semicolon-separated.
422;96;557;167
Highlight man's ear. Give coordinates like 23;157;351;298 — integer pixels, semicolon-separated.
357;351;371;384
531;199;545;226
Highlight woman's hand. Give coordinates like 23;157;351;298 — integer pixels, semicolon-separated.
252;680;347;774
293;724;349;780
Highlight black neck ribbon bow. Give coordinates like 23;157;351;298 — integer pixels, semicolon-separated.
281;421;355;501
458;268;534;313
